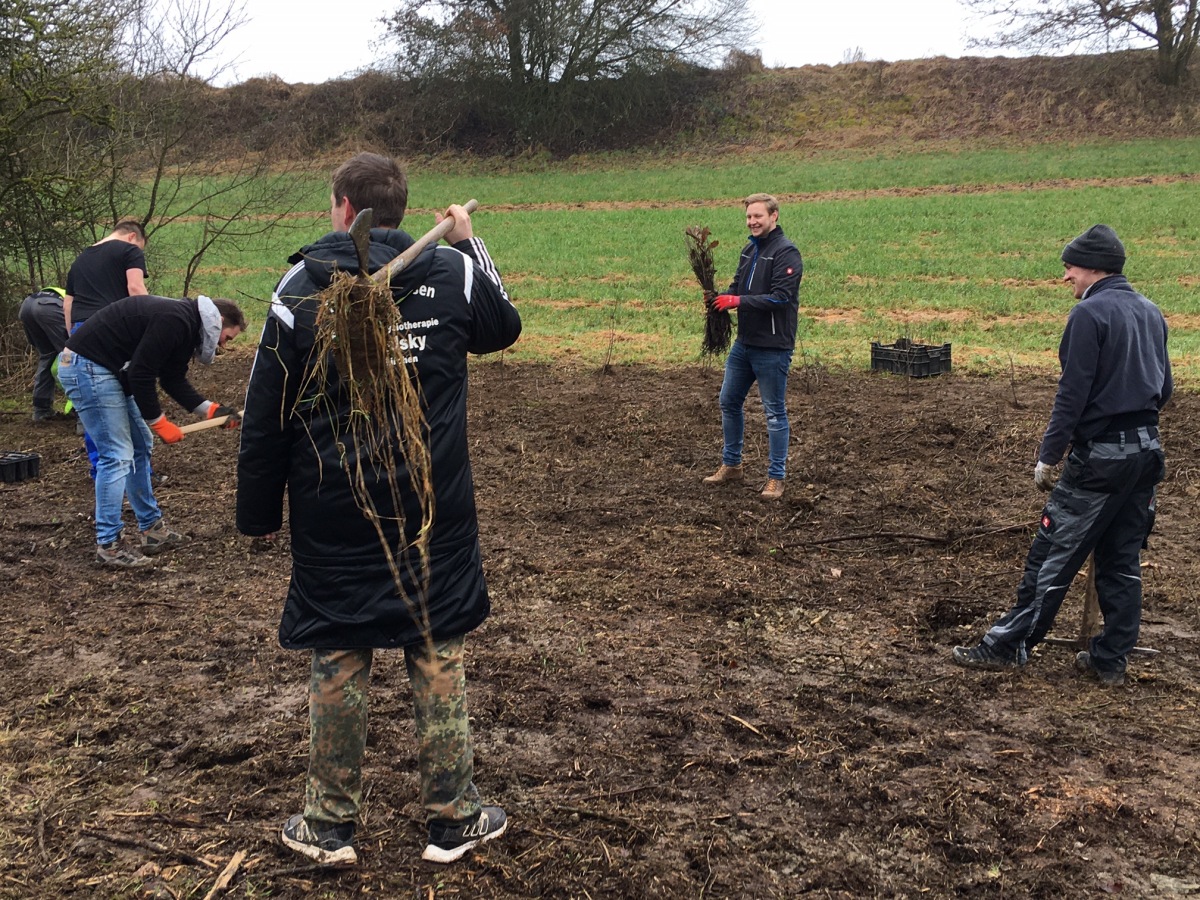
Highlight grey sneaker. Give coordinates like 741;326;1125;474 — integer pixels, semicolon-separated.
280;814;357;867
140;519;188;556
1075;651;1125;686
422;806;508;864
952;642;1022;670
97;541;151;568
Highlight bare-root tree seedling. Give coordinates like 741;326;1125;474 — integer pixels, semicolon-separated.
685;226;731;357
601;292;621;375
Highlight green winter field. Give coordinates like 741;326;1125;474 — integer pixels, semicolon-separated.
152;137;1200;380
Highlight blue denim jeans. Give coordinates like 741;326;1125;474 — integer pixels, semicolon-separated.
70;322;100;478
58;350;161;545
719;341;793;480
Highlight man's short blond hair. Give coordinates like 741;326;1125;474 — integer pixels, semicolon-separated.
743;193;779;215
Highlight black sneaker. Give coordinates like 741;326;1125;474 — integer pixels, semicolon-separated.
952;642;1022;670
1075;651;1125;686
280;814;357;867
422;806;508;864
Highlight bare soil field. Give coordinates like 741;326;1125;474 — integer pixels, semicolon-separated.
2;353;1199;898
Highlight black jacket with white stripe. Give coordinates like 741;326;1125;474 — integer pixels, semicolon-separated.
236;227;521;649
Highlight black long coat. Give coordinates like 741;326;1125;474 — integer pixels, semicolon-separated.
236;228;521;649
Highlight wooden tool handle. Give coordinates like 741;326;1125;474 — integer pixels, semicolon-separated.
178;410;244;435
1078;552;1102;646
370;199;480;286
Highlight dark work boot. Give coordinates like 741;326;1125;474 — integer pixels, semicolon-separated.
952;642;1022;670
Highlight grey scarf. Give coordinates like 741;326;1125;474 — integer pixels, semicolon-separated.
195;295;221;366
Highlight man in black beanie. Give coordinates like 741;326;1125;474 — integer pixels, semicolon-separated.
1060;223;1127;273
953;223;1172;686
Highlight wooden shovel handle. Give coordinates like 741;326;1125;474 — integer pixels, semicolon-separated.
370;199;479;286
1078;552;1102;647
178;410;244;435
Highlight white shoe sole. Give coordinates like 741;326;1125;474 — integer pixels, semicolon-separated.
421;816;508;864
281;827;358;867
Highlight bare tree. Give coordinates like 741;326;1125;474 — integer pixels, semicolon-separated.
378;0;755;152
384;0;757;86
103;0;310;298
963;0;1200;85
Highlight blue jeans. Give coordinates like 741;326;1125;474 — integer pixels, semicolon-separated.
58;351;161;545
719;341;793;480
70;322;100;478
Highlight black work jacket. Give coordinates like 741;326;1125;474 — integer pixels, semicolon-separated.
1039;275;1173;465
726;225;803;350
236;228;521;649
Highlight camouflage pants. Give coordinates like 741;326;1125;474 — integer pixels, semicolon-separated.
304;636;481;827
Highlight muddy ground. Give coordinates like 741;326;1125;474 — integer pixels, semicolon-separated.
1;353;1198;899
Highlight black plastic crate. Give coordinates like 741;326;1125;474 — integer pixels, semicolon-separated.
870;338;952;377
0;451;41;483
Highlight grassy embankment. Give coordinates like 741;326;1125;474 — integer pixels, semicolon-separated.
158;137;1200;380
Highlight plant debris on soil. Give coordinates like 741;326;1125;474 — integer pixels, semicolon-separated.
1;353;1199;898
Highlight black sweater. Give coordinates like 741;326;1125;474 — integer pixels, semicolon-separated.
65;295;206;421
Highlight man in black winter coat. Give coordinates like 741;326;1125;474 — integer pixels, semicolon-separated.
703;193;803;500
953;224;1172;686
236;152;521;867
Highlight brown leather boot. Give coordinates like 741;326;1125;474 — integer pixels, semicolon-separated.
760;478;784;500
703;464;744;484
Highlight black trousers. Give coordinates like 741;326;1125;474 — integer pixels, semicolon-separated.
984;429;1164;674
18;293;68;416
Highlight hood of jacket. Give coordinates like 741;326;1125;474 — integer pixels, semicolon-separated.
194;295;222;365
288;228;435;293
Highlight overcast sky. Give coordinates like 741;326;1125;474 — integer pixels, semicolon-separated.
213;0;980;86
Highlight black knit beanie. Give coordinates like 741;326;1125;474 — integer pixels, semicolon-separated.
1061;224;1125;273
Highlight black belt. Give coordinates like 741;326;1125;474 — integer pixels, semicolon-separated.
1094;426;1158;444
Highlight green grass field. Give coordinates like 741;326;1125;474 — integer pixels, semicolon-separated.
151;138;1200;380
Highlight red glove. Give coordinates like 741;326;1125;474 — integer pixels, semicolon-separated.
207;403;242;429
150;416;184;444
713;294;740;312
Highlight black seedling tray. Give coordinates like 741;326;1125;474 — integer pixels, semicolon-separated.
870;338;952;378
0;451;41;483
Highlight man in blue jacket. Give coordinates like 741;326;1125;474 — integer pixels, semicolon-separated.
237;153;520;867
953;224;1172;686
704;193;803;500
